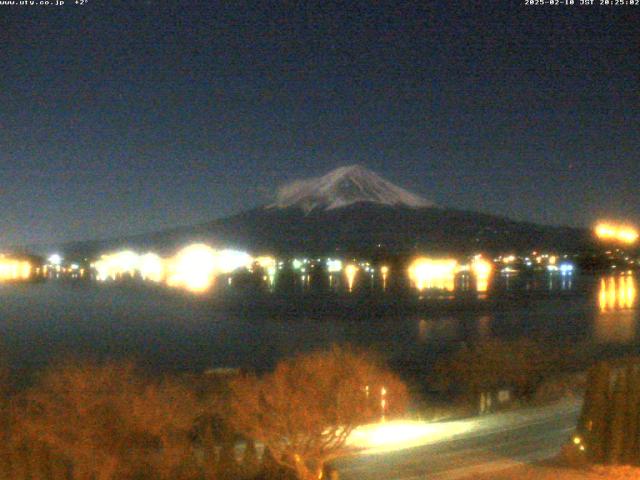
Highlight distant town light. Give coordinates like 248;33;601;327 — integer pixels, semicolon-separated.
595;222;639;245
93;250;139;281
502;255;516;264
214;249;253;274
559;263;575;275
139;253;164;282
166;244;218;293
380;265;389;290
326;259;343;273
408;257;458;292
0;256;33;282
345;264;358;292
471;256;493;293
48;254;62;265
93;244;254;293
255;256;276;271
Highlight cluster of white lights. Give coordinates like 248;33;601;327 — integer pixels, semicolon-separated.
88;247;585;295
92;244;264;293
326;259;343;273
408;256;494;293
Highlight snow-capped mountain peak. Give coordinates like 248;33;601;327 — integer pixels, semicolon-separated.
269;165;433;212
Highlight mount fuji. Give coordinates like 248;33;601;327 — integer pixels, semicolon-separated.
52;165;591;258
270;165;433;212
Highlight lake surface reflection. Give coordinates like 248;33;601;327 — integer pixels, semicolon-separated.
594;275;637;344
0;273;637;377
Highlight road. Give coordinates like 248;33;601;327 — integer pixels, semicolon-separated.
335;400;581;480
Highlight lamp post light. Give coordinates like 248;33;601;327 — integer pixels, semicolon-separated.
381;386;387;422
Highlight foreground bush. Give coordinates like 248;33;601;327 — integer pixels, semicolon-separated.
0;346;405;480
432;339;558;402
14;361;203;480
577;359;640;465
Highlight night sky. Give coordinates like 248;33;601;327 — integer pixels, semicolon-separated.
1;1;638;246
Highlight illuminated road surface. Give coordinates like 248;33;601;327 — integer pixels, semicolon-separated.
336;400;581;480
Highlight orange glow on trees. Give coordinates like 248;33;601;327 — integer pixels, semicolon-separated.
228;347;407;480
433;339;554;400
20;362;202;480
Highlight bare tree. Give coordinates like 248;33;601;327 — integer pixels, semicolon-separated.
127;376;204;479
228;346;407;480
17;361;202;480
433;339;556;401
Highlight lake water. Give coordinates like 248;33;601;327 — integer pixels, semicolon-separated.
0;273;637;380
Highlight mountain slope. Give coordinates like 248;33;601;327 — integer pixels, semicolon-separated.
270;165;433;212
52;203;591;258
206;203;590;255
48;166;592;258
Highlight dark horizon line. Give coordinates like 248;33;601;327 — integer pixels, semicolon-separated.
5;202;593;255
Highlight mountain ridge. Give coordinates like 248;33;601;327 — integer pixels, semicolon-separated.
42;203;591;259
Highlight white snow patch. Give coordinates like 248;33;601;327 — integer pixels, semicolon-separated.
269;165;433;212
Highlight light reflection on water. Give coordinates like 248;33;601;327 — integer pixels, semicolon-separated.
417;318;459;344
476;316;492;339
0;272;637;375
594;274;638;344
